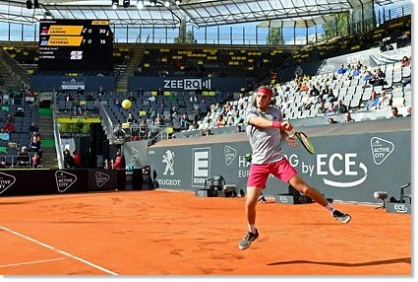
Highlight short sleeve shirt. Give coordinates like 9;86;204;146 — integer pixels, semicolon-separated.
244;106;285;164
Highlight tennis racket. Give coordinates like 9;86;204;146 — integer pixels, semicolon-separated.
289;129;315;155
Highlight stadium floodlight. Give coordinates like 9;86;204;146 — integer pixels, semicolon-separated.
175;0;181;5
164;0;170;7
112;0;119;9
123;0;130;8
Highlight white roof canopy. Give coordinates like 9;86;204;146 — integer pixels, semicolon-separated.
0;0;399;27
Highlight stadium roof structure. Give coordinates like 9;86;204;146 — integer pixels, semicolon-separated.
0;0;402;27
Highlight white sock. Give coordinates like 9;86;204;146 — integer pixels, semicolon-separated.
248;224;256;233
326;203;336;213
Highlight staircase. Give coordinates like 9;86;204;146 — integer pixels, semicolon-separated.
0;50;31;90
116;44;145;91
38;108;58;169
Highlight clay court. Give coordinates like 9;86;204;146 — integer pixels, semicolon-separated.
0;190;411;275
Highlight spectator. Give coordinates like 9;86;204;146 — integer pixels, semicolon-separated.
378;91;391;110
2;120;15;133
365;91;379;111
344;112;355;123
128;93;137;102
406;106;411;117
14;107;24;117
328;118;338;124
391;107;403;118
64;149;75;169
98;86;105;96
334;99;348;114
127;113;137;124
29;122;39;134
337;64;346;74
113;151;123;170
180;113;190;129
401;56;411;67
16;146;30;167
73;151;81;168
32;152;41;168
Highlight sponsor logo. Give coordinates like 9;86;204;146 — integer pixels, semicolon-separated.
299;195;309;203
162;150;175;176
0;172;16;195
55;170;77;193
95;172;110;187
148;150;155;155
394;204;408;213
192;148;211;187
317;153;368;188
370;137;394;165
279;196;289;203
224;145;237;166
163;79;212;90
130;147;139;166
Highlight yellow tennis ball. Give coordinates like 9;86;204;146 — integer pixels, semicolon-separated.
122;99;132;109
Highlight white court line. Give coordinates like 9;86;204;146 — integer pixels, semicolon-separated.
0;257;65;268
0;226;119;275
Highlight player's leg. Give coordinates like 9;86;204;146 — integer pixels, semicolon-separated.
239;163;269;250
288;174;351;224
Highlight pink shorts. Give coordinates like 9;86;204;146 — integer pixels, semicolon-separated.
247;158;297;188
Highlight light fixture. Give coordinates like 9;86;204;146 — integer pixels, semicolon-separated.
150;0;157;7
175;0;181;5
123;0;130;8
34;0;40;9
164;0;170;7
26;0;32;9
112;0;119;9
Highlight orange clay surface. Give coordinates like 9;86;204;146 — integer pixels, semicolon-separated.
0;190;411;275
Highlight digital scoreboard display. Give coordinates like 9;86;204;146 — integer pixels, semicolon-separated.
38;19;114;72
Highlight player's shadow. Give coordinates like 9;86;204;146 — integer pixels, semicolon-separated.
268;257;411;267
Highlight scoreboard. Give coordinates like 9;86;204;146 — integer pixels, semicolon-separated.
38;19;114;72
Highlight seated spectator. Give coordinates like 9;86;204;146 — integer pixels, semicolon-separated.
126;113;137;124
114;99;122;109
180;113;190;129
98;86;105;96
363;70;375;87
139;120;149;139
2;120;15;133
401;56;410;67
14;107;25;117
17;146;30;167
324;102;335;115
374;67;386;86
344;112;355;123
391;107;403;118
317;101;326;114
170;106;179;122
328;118;338;124
378;91;391;109
406;106;411;117
337;64;346;74
215;115;226;127
365;91;379;111
334;99;348;114
128;93;137;102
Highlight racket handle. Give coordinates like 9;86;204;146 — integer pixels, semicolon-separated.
288;128;296;138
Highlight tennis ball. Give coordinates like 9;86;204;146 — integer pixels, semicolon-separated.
122;99;132;109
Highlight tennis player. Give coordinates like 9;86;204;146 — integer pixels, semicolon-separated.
239;86;351;250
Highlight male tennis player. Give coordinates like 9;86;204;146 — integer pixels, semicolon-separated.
239;86;351;250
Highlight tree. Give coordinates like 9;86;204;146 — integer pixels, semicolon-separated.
266;27;285;45
173;30;196;43
323;13;350;39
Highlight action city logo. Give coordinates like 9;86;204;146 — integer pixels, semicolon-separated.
55;170;78;193
0;172;16;195
95;172;110;187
